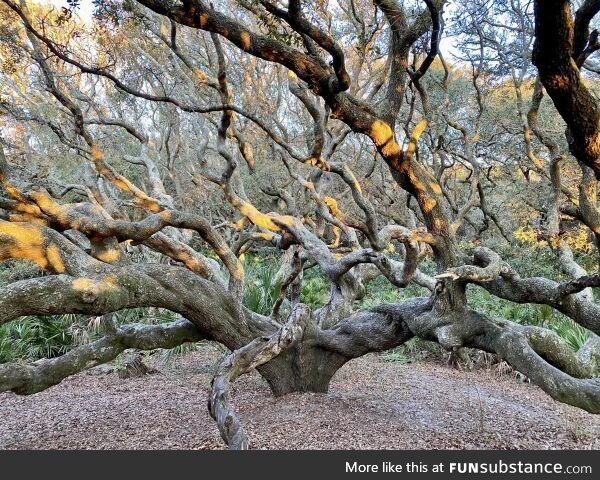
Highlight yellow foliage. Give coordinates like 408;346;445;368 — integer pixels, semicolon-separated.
514;225;593;253
513;226;546;248
564;226;594;253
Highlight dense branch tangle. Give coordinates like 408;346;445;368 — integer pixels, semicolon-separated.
0;0;600;449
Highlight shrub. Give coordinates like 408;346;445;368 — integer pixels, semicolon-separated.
300;274;329;308
243;259;283;315
0;315;75;362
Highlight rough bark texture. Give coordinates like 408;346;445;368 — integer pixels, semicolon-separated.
532;0;600;176
0;319;203;395
0;0;599;450
209;304;310;449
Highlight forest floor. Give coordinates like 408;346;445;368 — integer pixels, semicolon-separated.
0;343;598;450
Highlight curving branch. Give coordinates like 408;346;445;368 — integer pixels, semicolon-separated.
259;0;351;93
532;0;600;176
557;272;600;297
469;323;600;413
410;0;444;85
132;0;335;94
443;247;600;336
0;319;204;395
497;319;598;379
573;0;600;59
209;304;311;450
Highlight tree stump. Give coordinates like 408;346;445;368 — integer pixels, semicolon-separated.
116;353;156;379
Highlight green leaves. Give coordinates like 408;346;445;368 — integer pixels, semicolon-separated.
242;259;284;315
0;315;75;362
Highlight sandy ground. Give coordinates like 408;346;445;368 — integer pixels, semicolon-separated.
0;343;598;450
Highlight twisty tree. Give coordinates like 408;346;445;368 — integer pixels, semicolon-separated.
1;0;600;449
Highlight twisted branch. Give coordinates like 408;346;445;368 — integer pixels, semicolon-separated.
209;304;311;449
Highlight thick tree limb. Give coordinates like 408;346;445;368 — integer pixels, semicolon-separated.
469;325;600;413
0;220;107;276
441;247;600;336
556;272;600;296
573;0;600;58
532;0;600;176
494;319;597;379
410;0;443;85
134;0;334;94
0;319;203;395
259;0;351;92
0;265;275;347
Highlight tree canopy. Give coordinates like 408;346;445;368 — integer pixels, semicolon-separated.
1;0;600;449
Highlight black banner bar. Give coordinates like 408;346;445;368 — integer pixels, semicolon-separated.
0;450;597;479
